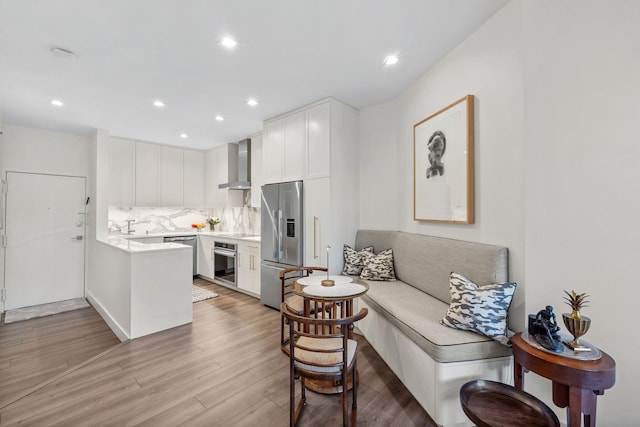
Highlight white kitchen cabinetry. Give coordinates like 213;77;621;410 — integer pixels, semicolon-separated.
262;111;305;184
301;99;359;275
305;102;331;179
160;146;183;207
237;241;260;296
262;120;284;184
183;149;205;207
109;137;135;206
197;235;215;280
250;133;263;208
303;177;330;267
205;144;243;207
135;142;161;206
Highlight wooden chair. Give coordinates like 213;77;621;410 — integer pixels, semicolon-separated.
279;266;328;350
281;302;368;427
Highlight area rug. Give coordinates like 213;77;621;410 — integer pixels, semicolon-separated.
3;297;90;324
192;285;218;303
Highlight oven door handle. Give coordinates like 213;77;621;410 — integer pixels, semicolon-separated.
213;248;236;258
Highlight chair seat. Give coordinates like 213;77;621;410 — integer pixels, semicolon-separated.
294;337;357;373
284;295;305;315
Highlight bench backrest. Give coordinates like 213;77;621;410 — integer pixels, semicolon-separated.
355;230;508;304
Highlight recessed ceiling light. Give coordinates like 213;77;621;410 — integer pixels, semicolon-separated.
153;100;166;108
180;133;188;139
384;55;399;65
215;115;225;121
221;37;237;48
247;98;258;107
50;99;64;107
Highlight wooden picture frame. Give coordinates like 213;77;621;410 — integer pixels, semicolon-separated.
413;95;474;223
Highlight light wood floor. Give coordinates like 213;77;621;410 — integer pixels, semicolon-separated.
0;279;436;426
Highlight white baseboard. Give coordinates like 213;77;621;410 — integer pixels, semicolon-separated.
86;290;130;342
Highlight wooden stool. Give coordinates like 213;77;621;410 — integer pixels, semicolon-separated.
460;380;560;427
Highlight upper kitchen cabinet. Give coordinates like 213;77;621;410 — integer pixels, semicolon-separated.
135;141;161;206
250;133;263;208
160;146;183;207
108;137;135;207
205;143;243;207
262;98;355;184
183;149;205;207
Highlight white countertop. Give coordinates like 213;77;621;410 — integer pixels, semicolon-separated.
106;231;260;253
105;236;193;254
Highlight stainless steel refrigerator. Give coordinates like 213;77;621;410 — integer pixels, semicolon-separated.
260;181;303;309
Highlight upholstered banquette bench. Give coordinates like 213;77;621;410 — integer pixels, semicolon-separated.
349;230;515;427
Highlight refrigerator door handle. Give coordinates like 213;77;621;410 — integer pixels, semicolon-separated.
277;209;285;259
271;209;279;259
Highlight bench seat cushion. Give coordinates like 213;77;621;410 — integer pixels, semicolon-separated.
359;279;512;363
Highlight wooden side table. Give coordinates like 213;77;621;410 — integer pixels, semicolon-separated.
512;333;615;427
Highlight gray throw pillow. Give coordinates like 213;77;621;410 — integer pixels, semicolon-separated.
342;245;374;275
441;272;516;346
360;248;396;281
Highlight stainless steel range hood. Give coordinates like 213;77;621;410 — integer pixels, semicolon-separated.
218;138;251;190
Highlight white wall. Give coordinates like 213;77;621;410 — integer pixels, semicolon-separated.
523;0;640;423
359;0;638;424
2;124;90;177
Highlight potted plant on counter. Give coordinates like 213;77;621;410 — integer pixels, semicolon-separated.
206;216;221;232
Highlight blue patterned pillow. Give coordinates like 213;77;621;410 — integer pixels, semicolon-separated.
441;272;516;346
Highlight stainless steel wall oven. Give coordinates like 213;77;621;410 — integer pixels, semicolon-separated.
213;241;237;286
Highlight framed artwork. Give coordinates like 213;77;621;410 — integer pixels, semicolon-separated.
413;95;474;223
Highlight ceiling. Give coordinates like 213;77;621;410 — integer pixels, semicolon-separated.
0;0;508;150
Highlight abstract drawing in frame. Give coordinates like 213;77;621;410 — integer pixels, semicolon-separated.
414;95;474;223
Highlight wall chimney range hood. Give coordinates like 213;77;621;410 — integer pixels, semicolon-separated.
219;138;251;190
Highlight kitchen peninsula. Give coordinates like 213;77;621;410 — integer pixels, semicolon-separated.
87;236;192;342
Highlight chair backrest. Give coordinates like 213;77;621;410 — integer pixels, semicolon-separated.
281;302;368;378
279;266;327;304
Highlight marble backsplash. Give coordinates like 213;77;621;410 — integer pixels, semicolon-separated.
108;206;260;236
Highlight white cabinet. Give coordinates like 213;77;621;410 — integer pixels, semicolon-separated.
263;120;284;184
237;241;260;296
160;146;183;207
205;144;243;207
183;149;205;207
305;102;331;179
250;133;263;208
304;178;330;267
108;137;135;206
262;111;305;184
197;235;215;280
135;142;161;206
283;111;305;181
301;99;359;275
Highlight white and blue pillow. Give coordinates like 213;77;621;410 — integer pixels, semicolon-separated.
441;272;516;346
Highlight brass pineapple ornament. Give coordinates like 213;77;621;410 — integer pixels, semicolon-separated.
563;290;589;320
562;290;592;351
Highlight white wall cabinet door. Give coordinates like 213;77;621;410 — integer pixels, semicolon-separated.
263;120;284;184
183;149;204;207
237;241;260;296
283;111;305;181
108;137;135;206
205;144;242;207
250;133;263;208
161;146;183;207
135;142;161;206
303;177;330;268
306;102;331;179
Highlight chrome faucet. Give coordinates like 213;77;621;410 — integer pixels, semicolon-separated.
126;219;136;234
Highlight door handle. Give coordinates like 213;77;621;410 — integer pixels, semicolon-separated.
71;235;84;241
313;216;319;259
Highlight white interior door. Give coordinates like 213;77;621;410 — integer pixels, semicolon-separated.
4;172;86;310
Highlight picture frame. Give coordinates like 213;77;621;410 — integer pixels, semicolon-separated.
413;95;474;223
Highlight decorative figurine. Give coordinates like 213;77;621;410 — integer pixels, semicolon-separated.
529;305;564;353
